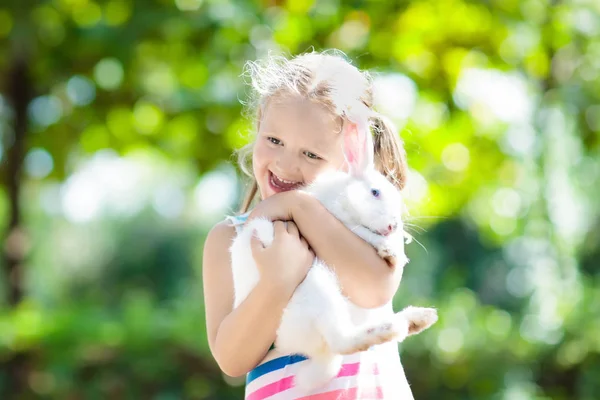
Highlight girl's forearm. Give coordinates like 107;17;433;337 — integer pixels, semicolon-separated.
213;278;293;377
291;192;401;308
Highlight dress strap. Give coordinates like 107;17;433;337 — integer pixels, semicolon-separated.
225;211;250;234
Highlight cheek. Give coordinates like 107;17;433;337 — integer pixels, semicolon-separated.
303;169;320;184
252;143;270;171
336;158;349;173
315;156;348;177
328;151;349;173
303;163;336;184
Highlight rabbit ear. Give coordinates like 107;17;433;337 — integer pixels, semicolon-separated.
343;118;373;176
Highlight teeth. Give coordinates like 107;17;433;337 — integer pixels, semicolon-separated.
279;177;297;184
271;172;301;189
273;173;298;185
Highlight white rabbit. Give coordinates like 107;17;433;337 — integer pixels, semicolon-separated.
229;109;438;391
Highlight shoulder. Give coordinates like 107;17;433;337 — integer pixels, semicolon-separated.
205;218;236;245
203;209;253;261
202;219;236;265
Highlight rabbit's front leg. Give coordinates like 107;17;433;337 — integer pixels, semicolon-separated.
376;232;406;260
352;225;383;248
353;226;408;266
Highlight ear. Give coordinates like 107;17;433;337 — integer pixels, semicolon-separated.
343;118;374;176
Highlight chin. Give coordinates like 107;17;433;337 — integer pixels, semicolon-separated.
257;183;272;200
257;176;275;199
254;169;271;199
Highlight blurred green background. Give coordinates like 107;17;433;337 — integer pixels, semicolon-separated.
0;0;599;399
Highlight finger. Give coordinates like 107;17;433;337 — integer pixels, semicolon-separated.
250;231;265;257
307;249;316;264
286;221;300;238
273;220;286;237
299;237;309;249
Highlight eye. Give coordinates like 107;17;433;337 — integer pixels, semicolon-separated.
267;137;282;145
371;188;380;198
304;151;321;160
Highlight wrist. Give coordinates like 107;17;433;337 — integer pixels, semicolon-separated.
290;189;313;219
257;275;296;300
278;190;305;220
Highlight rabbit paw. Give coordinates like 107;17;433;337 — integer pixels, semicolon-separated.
377;245;397;259
337;319;406;355
378;245;409;267
376;234;409;266
399;306;438;336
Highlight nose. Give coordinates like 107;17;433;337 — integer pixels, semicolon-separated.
387;222;396;234
275;154;300;177
382;221;399;236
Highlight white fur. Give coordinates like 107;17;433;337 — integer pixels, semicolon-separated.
229;115;438;392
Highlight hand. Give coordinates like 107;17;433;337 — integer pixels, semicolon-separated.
251;220;315;291
247;191;307;223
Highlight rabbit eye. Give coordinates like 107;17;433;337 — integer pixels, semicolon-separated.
371;188;380;198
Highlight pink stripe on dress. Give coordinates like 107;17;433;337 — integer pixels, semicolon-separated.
246;359;381;400
297;386;384;400
337;361;379;377
246;376;295;400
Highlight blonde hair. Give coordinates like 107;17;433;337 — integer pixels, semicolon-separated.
236;50;408;213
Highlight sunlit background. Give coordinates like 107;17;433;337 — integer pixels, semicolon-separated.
0;0;599;398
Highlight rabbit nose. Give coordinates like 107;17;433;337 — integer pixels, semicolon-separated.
381;222;398;236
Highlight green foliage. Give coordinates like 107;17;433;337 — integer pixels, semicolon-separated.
0;0;599;398
0;295;244;398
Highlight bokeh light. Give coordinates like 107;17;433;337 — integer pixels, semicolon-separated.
24;148;54;179
94;58;124;90
0;1;598;398
28;96;63;127
66;75;96;107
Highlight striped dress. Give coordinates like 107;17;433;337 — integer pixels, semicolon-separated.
226;212;415;400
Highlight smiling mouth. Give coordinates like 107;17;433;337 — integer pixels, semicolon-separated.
269;171;302;192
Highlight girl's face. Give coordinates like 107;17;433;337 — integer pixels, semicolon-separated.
253;95;348;200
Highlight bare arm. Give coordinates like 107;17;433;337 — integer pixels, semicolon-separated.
248;191;403;308
202;221;296;377
291;192;402;308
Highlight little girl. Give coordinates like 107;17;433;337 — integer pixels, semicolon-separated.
203;50;415;399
